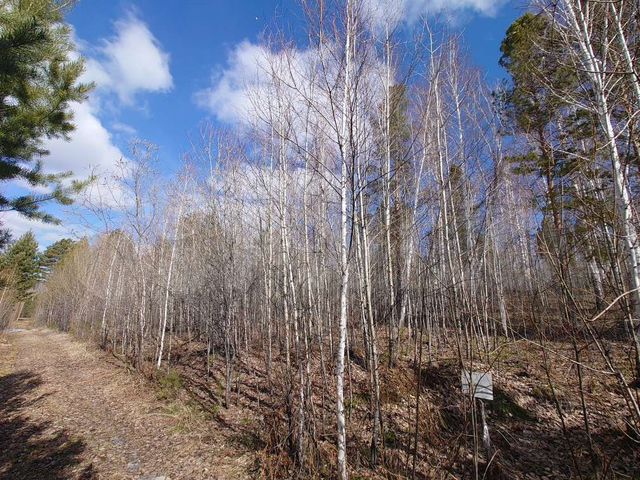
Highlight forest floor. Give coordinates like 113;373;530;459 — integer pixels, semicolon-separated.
163;327;640;479
2;319;639;479
0;319;254;480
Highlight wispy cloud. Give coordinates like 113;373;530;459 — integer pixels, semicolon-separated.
111;121;138;137
0;211;89;246
363;0;510;27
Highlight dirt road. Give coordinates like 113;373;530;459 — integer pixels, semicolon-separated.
0;321;252;480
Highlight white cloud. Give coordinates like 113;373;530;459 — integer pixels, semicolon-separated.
195;40;342;130
1;100;131;243
0;211;88;247
43;12;172;191
42;101;133;211
43;101;125;177
195;40;278;124
363;0;509;27
82;13;173;104
195;38;388;148
111;121;137;136
44;13;173;210
196;0;506;128
2;12;173;244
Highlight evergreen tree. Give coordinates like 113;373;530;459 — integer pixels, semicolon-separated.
0;224;11;251
1;231;39;300
38;237;74;278
0;0;93;223
499;13;580;258
499;13;618;264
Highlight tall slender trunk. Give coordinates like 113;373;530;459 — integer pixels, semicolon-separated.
157;194;185;369
562;0;640;377
337;2;355;477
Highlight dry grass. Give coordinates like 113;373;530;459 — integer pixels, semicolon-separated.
162;330;639;479
0;321;255;479
2;318;637;479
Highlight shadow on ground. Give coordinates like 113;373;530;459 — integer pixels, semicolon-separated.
0;370;96;480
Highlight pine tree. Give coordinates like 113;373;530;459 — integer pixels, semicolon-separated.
0;0;93;223
499;13;579;258
38;237;75;278
1;231;39;300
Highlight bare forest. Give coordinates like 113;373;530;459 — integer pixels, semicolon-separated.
10;0;640;478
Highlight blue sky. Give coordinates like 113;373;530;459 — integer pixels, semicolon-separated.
4;0;524;246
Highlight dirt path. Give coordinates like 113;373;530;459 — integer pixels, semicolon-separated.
0;321;253;480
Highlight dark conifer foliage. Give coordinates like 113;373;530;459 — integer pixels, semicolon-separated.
0;0;93;223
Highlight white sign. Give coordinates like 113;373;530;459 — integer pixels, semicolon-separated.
461;370;493;400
